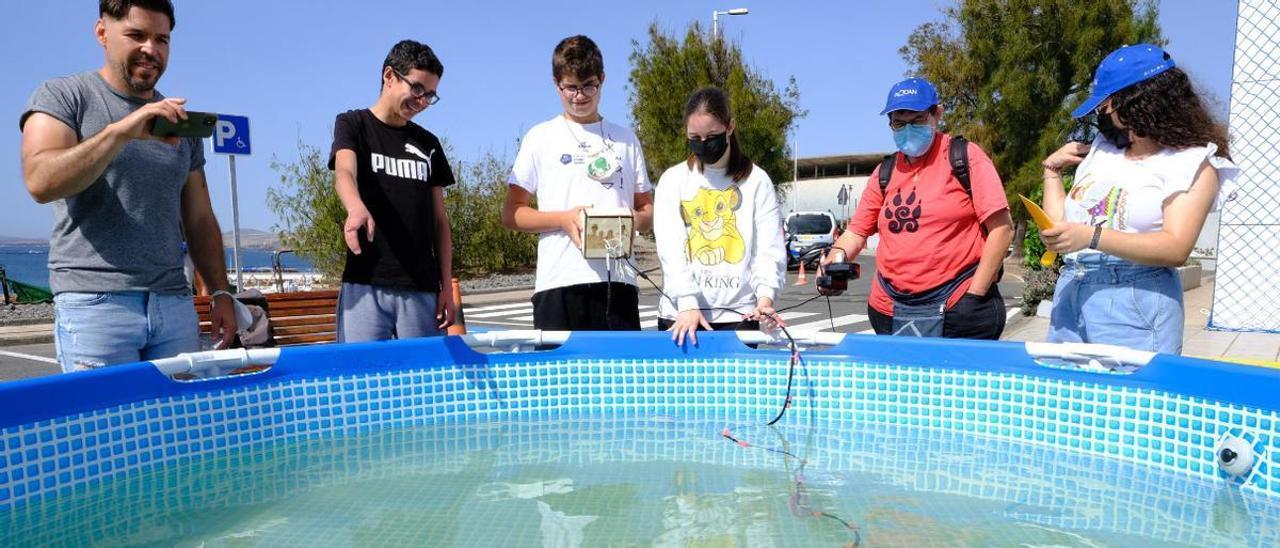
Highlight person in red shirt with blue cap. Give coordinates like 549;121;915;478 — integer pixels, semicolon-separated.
820;77;1014;339
1038;44;1239;354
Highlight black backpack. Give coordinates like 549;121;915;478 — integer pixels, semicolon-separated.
878;135;971;197
877;135;998;248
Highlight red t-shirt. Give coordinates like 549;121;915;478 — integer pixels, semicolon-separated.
849;133;1008;316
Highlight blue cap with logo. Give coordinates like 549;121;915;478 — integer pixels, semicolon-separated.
1072;44;1175;118
880;77;939;115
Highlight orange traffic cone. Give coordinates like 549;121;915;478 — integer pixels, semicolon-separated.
795;260;808;286
446;277;467;335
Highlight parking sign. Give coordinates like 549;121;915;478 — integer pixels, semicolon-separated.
212;114;251;155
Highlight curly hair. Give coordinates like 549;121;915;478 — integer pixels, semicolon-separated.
1111;66;1231;160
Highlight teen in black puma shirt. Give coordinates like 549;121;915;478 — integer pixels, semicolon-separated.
328;40;457;342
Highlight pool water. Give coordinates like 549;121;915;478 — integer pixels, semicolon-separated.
3;414;1277;547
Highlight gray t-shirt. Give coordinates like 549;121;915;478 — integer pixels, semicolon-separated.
20;71;205;295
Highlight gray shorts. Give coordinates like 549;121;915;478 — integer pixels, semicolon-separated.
337;282;442;343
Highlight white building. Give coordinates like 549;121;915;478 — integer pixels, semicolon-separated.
778;152;888;252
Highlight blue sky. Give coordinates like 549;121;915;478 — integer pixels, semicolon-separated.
1;0;1238;239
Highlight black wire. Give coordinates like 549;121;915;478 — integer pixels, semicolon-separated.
775;294;825;314
773;428;862;543
826;295;835;332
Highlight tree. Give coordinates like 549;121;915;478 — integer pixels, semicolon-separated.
900;0;1162;258
267;142;536;283
628;21;805;187
267;141;345;282
444;155;538;275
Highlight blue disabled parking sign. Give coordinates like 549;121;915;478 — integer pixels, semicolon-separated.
213;114;251;155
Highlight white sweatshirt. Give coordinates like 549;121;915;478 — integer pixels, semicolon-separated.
653;162;787;323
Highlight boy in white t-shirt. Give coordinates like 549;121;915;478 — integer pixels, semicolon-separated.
502;35;654;330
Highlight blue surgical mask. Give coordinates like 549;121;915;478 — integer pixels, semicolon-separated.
893;123;935;157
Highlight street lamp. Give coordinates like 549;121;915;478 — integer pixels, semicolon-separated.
711;8;749;39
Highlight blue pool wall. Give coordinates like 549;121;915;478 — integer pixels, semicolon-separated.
2;332;1279;514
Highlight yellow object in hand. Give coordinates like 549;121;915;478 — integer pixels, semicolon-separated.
1018;195;1058;268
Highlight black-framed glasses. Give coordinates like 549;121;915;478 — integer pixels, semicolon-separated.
558;82;600;98
888;115;932;130
394;70;441;105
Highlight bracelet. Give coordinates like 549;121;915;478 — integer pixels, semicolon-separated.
211;290;234;306
1088;225;1103;250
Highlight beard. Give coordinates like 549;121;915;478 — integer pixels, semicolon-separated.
118;53;165;94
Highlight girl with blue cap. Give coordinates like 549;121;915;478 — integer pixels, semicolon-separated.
1038;44;1240;354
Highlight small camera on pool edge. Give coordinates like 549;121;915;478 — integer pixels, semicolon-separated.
817;262;860;292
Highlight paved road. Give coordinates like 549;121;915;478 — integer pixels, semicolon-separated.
0;256;1026;382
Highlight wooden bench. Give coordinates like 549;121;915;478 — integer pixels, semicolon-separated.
195;290;339;346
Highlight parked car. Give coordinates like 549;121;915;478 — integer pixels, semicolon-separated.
784;211;838;270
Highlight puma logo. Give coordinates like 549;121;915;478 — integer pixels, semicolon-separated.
404;143;434;163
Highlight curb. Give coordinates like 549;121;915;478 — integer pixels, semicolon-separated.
0;334;54;347
0;318;55;327
461;285;536;296
0;323;54;347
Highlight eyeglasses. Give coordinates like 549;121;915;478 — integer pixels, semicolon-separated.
393;70;441;105
888;115;932;130
558;82;601;98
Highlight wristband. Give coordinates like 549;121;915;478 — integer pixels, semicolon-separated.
211;290;234;306
1088;225;1103;250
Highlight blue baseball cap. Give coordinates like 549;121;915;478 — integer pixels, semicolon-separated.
1071;44;1175;118
880;77;938;115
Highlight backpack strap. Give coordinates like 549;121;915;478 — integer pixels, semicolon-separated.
877;153;896;196
949;135;971;197
880;137;971;197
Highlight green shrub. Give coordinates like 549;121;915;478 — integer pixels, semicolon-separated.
1022;267;1060;316
444;156;538;276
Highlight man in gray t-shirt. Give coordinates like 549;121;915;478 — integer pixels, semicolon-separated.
19;0;236;372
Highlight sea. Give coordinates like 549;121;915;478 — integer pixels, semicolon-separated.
0;244;314;289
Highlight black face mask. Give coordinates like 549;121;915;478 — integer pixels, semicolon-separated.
1097;112;1132;149
689;133;729;165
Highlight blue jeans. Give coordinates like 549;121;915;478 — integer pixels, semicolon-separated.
337;283;442;343
53;291;199;373
1047;254;1184;354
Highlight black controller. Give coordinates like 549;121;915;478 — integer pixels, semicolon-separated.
817;262;860;292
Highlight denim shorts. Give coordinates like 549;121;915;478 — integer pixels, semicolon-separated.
53;291;199;373
1047;253;1184;354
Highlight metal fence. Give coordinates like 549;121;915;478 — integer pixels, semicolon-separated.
1209;0;1280;332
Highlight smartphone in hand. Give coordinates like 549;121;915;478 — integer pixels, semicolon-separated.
152;111;219;139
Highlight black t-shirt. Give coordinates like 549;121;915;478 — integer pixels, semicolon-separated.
328;109;455;291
